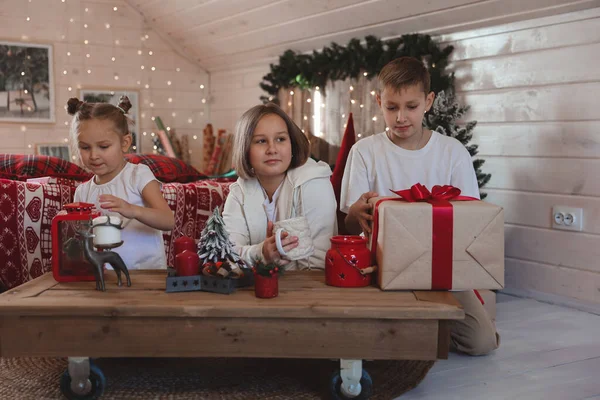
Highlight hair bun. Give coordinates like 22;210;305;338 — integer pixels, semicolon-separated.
67;97;84;115
117;96;132;114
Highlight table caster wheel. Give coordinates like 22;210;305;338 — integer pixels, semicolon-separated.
60;363;105;399
329;368;373;399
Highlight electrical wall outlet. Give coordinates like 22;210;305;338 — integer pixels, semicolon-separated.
552;206;583;231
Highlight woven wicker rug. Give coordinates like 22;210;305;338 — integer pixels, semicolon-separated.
0;357;435;399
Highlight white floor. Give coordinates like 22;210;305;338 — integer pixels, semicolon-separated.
397;294;600;400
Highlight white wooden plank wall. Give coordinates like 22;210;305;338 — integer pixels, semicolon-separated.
0;0;209;171
443;8;600;305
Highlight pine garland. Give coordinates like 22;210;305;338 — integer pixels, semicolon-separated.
259;34;454;103
259;33;490;195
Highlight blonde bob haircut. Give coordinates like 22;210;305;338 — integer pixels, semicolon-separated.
232;102;310;180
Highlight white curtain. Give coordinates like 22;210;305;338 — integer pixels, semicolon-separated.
278;75;386;164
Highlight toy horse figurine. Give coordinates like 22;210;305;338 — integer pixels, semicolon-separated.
80;230;131;291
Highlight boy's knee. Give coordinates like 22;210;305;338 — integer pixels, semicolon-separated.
450;315;500;356
465;329;500;356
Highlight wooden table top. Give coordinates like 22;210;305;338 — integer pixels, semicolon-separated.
0;270;464;321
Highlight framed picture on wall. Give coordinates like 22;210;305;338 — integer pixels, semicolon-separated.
36;143;71;161
79;89;141;153
0;41;54;123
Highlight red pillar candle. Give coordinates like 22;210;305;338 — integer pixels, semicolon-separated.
174;236;196;256
254;274;279;298
175;250;200;277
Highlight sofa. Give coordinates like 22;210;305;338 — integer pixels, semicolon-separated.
0;154;234;290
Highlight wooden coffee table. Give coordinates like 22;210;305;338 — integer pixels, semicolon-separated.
0;270;463;399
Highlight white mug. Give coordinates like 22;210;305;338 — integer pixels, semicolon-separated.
274;216;314;260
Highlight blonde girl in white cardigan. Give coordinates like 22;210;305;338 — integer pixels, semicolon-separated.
222;103;337;270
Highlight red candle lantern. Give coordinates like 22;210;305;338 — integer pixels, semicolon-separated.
51;202;101;282
174;235;196;256
175;250;200;277
254;274;279;298
325;235;373;287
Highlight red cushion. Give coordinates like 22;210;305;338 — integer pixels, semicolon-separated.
124;154;207;183
0;154;92;181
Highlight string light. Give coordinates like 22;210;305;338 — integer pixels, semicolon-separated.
66;51;71;56
105;23;111;29
176;67;180;72
111;57;116;62
136;81;141;85
306;98;311;103
137;50;142;55
200;84;204;89
84;24;88;28
171;112;176;117
167;81;172;85
113;6;118;11
63;70;67;75
350;99;356;104
150;102;154;107
140;65;145;70
360;104;364;108
372;116;377;121
150;132;155;136
363;72;368;76
145;84;149;89
349;86;354;91
86;53;90;58
290;90;294;95
26;17;30;21
143;132;147;136
21;126;27;132
85;7;88;12
151;66;156;71
87;69;91;74
188;118;193;123
370;91;376;96
201;98;206;103
84;39;88;44
168;98;173;103
148;51;153;55
70;18;74;23
67;86;72;91
193;135;198;140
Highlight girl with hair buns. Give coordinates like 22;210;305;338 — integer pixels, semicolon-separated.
68;96;174;270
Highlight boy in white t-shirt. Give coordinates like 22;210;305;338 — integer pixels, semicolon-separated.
341;57;499;356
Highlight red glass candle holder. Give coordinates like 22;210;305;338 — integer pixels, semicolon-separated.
175;250;200;277
325;235;372;287
174;235;196;256
254;273;279;298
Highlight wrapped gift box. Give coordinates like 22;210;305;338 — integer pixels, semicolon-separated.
368;190;504;291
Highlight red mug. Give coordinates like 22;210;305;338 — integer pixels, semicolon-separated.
174;236;196;256
175;250;200;277
325;235;372;287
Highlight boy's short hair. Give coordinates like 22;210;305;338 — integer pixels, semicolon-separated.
377;56;431;94
232;102;310;180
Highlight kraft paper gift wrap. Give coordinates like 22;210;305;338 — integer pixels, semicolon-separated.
368;189;505;291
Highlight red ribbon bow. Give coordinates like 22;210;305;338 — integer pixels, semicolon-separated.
371;184;476;290
391;184;464;202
